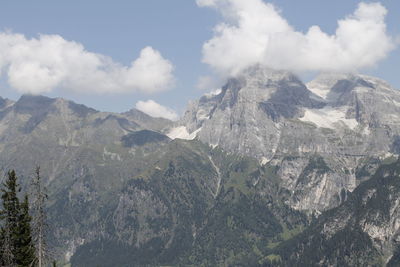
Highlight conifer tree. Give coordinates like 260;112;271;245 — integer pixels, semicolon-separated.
1;225;16;266
15;195;36;266
0;170;36;267
0;170;20;266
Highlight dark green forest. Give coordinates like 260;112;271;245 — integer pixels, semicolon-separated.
0;169;51;267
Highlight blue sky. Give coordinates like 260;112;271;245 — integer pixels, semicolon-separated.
0;0;399;117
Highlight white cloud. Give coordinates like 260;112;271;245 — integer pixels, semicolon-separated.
0;32;175;94
196;75;224;91
197;0;396;76
135;100;178;121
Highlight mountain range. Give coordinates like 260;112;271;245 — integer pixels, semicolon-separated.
1;66;400;266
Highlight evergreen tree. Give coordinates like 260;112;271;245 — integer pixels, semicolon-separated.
15;195;36;267
0;170;36;267
1;225;16;266
0;170;21;266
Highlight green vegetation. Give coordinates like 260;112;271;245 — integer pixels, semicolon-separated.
271;158;400;266
0;168;53;267
68;140;309;266
0;170;36;266
265;254;282;264
4;138;397;267
382;155;398;165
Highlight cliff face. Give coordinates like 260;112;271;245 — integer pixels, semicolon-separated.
174;66;400;212
1;66;400;266
275;159;400;266
0;94;174;260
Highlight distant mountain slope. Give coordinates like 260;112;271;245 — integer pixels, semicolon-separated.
0;94;174;260
0;66;400;265
272;158;400;266
70;140;307;267
172;66;400;212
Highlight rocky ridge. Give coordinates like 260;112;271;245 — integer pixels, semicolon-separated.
171;66;400;211
0;66;400;265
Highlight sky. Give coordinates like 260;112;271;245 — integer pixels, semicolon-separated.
0;0;399;119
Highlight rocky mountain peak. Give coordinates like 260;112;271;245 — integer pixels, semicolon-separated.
14;94;90;116
1;67;400;266
0;96;14;112
123;108;172;132
301;72;400;131
308;72;398;103
181;66;322;132
15;94;56;114
237;65;295;84
223;65;308;101
168;67;400;212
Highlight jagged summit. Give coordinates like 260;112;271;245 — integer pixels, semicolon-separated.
175;67;400;147
1;67;400;265
6;94;172;132
304;72;400;128
166;66;400;211
15;94;56;113
308;72;398;101
123;108;171;132
235;65;294;82
178;66;322;133
13;94;99;116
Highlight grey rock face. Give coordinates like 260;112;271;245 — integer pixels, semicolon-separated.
123;108;171;131
113;185;169;246
276;160;400;266
0;94;173;260
181;67;322;159
1;66;400;264
176;66;400;212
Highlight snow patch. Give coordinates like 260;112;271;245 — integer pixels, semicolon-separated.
167;126;202;140
391;99;400;107
382;152;395;159
196;109;210;121
204;88;222;98
103;147;122;161
65;238;85;261
307;73;350;100
363;126;371;136
307;84;330;100
260;157;269;165
210;143;218;149
360;75;394;92
300;107;358;130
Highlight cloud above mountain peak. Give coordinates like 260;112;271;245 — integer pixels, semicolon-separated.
197;0;396;76
135;100;178;121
